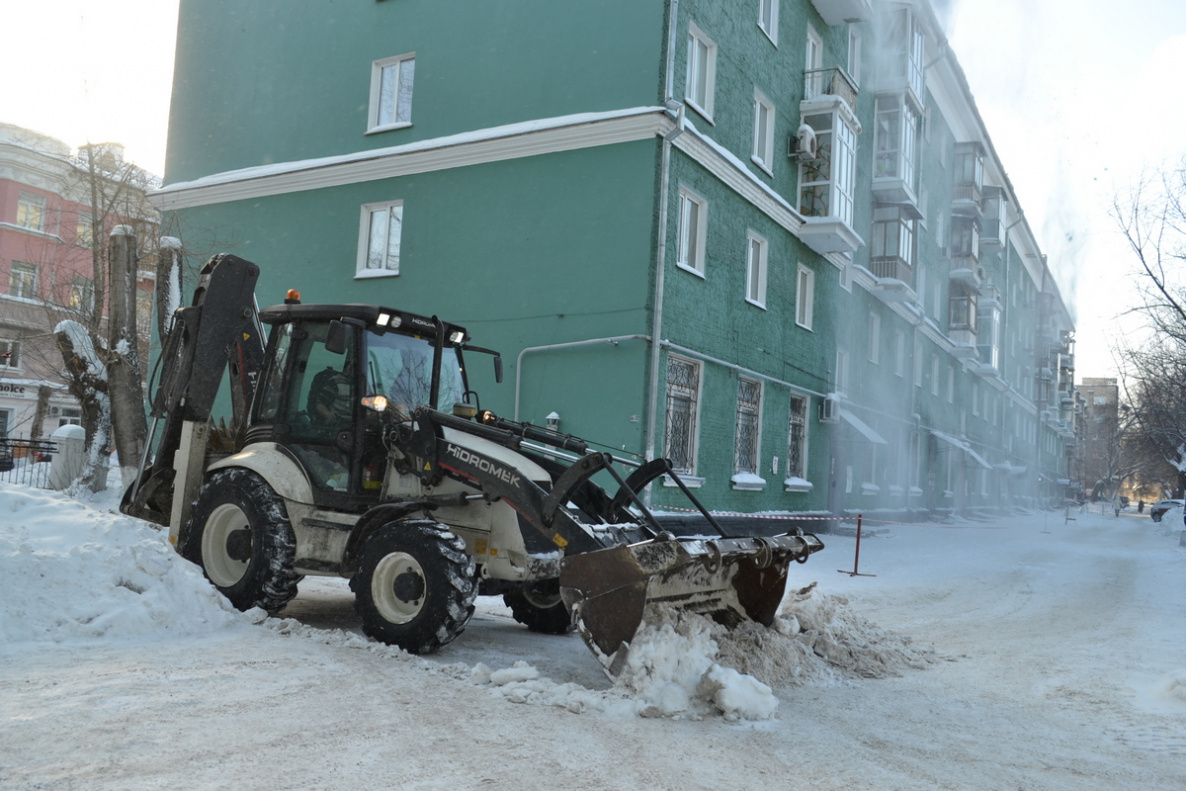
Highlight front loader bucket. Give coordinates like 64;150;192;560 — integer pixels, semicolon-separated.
559;532;823;675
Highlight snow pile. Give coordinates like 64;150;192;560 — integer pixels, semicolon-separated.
0;485;245;645
1150;670;1186;706
715;583;936;687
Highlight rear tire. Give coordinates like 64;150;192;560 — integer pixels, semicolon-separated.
180;468;302;613
351;519;477;653
504;579;574;634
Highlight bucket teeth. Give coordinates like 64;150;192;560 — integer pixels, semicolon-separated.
560;532;823;674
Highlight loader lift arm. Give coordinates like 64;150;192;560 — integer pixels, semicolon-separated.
122;254;266;531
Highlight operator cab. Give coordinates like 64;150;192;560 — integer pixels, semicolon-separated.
251;302;472;510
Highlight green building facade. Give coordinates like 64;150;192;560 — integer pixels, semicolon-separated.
156;0;1078;518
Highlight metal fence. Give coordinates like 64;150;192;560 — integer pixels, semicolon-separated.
0;434;58;488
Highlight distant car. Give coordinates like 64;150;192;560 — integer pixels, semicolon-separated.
1149;499;1184;522
0;440;13;473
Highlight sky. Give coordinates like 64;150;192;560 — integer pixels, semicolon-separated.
2;471;1185;787
3;0;1184;380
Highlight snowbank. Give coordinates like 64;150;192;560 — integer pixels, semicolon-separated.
0;485;246;646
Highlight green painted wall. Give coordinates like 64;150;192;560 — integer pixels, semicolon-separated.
169;140;660;459
167;0;667;183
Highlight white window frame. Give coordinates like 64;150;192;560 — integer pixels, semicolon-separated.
745;231;768;308
913;341;923;388
16;191;46;232
368;53;416;134
356;200;404;278
8;262;37;300
806;25;822;75
664;355;703;479
931;355;939;396
835;348;850;394
796;264;814;330
759;0;779;45
675;186;708;277
686;22;717;122
732;377;764;482
868;313;881;364
751;88;775;174
947;365;955;403
847;26;862;85
785;393;809;487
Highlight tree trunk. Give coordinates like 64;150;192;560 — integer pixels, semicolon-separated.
107;227;148;485
54;322;110;492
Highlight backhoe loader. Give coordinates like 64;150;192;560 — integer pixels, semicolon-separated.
122;253;824;672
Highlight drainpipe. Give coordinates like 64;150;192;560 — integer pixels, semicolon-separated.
643;0;683;504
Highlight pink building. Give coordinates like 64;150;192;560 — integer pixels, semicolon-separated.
0;123;157;439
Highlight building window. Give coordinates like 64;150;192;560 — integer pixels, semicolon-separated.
847;26;861;85
835;348;850;393
759;0;778;45
734;377;762;477
136;289;154;336
931;355;939;396
799;109;857;225
947;365;954;402
745;231;768;308
951;217;981;266
75;212;94;248
0;339;20;369
874;95;919;191
357;200;404;277
895;330;906;377
368;53;415;132
868;313;881;364
686;22;717;121
787;394;808;480
972;381;980;416
796;264;814;329
676;187;708;276
57;407;82;427
869;206;915;281
751;88;775;173
950;292;977;330
69;274;94;312
978;302;1001;370
913;341;923;387
805;25;822;77
8;262;37;300
16;191;46;232
664;355;701;475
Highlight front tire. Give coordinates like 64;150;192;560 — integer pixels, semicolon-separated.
180;468;302;613
503;579;575;634
350;519;477;653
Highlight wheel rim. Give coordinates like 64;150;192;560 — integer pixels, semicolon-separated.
372;552;427;624
202;503;252;588
522;582;563;609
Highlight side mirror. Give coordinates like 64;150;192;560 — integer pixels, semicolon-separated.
325;320;348;355
493;355;503;384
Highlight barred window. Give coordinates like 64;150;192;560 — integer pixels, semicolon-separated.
664;356;701;474
734;378;762;475
787;395;807;479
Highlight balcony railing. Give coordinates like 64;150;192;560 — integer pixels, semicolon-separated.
869;255;912;283
952;183;983;215
804;66;858;111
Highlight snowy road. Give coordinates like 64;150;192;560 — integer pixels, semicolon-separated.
2;485;1184;790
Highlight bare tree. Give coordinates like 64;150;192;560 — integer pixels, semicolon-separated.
20;143;161;491
1112;161;1186;497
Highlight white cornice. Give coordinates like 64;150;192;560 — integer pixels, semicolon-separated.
150;108;673;211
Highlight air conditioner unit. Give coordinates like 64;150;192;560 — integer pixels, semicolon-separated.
789;122;818;161
820;395;839;423
50;407;60;416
